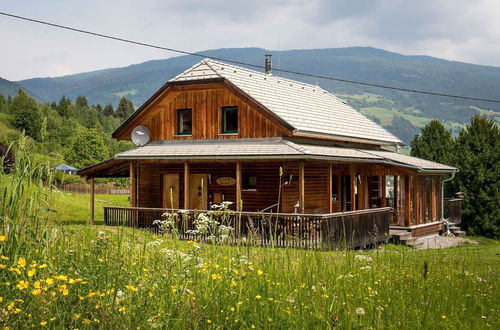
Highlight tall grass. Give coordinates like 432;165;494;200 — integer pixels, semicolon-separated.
0;142;498;328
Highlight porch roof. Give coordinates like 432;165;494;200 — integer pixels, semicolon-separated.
78;138;456;178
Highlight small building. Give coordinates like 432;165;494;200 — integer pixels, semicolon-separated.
55;164;79;175
79;58;459;245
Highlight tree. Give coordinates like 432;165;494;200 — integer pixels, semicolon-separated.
386;115;420;145
411;120;454;165
452;115;499;238
65;127;110;168
103;104;114;116
115;96;134;119
57;96;74;117
75;96;89;109
11;89;43;140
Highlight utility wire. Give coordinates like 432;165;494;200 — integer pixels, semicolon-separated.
2;11;500;104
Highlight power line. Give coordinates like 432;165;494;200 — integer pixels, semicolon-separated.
2;11;500;104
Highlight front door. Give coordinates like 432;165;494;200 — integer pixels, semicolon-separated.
162;174;179;209
190;174;208;210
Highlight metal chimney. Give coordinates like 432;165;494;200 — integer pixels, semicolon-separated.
265;54;272;74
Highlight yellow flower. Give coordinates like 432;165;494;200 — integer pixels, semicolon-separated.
71;314;81;320
53;275;68;281
229;307;235;312
207;320;212;324
0;264;6;269
118;306;126;312
45;278;54;285
38;264;47;269
40;321;47;326
31;289;42;296
7;302;15;310
237;301;243;306
211;273;219;280
230;281;237;287
442;315;447;319
0;235;6;241
170;285;177;294
0;256;9;260
255;295;262;299
8;267;21;275
0;297;3;302
34;281;41;289
17;257;26;268
16;280;29;291
125;285;137;292
27;268;36;278
257;270;264;276
82;319;91;325
58;284;69;295
268;318;273;322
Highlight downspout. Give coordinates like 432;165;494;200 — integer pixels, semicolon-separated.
441;170;457;234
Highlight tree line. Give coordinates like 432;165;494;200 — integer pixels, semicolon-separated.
411;117;499;239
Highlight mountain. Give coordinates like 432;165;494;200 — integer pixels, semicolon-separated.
3;47;500;143
0;77;31;98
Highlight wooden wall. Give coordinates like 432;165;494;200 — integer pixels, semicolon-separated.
118;84;291;141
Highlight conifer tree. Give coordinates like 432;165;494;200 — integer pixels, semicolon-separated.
115;96;134;119
452;115;499;238
11;89;43;140
411;120;454;165
103;104;114;116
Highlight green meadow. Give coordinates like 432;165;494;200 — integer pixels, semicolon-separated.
0;144;498;329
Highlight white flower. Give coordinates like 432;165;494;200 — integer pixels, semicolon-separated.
116;289;124;297
355;307;365;316
355;255;373;262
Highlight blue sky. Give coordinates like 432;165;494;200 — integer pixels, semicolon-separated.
1;0;499;80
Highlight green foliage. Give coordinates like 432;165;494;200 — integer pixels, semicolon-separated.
452;116;500;238
65;127;110;168
386;115;420;145
11;89;43;140
410;120;455;165
115;96;134;119
103;104;114;116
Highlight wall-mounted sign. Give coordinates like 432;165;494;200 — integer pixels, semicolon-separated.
216;177;236;186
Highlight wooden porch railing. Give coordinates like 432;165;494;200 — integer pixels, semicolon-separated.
446;198;463;224
103;206;392;249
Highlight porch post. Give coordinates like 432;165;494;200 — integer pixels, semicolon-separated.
90;177;95;225
393;175;399;223
236;161;242;211
431;177;436;221
350;167;356;211
405;175;411;226
184;162;190;209
129;162;136;207
415;176;421;224
328;164;332;213
381;176;387;207
299;161;305;213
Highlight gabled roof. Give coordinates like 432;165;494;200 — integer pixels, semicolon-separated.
169;59;403;145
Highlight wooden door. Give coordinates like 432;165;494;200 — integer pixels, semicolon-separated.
162;174;179;209
190;174;208;210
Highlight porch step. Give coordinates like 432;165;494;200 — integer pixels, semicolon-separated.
389;229;416;246
452;230;466;237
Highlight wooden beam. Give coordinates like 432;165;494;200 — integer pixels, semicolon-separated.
431;177;436;221
328;164;333;213
236;161;242;211
90;177;95;225
350;167;356;211
405;176;411;227
184;162;190;209
415;176;421;224
129;162;136;207
393;176;399;224
381;176;387;208
299;161;305;213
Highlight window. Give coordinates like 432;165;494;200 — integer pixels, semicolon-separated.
221;106;238;133
243;174;257;190
177;108;192;135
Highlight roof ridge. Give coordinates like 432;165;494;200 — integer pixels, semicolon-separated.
170;59;222;81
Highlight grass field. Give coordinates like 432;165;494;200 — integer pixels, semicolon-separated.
0;148;499;329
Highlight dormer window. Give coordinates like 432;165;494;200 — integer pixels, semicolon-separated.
177;108;192;135
221;106;238;134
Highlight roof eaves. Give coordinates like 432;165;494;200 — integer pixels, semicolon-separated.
294;129;403;146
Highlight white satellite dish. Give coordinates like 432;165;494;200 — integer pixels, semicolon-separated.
131;125;150;147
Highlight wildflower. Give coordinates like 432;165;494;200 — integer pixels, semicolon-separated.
16;280;29;291
230;281;237;287
118;307;126;312
71;314;81;320
355;307;365;316
17;257;26;268
34;281;41;289
82;319;91;325
38;264;47;269
268;318;273;322
27;268;36;277
45;278;54;285
31;289;42;296
117;289;124;297
255;295;262;299
229;307;235;312
0;297;2;302
7;302;15;310
0;235;6;241
321;294;329;299
237;301;243;306
58;284;69;295
53;275;68;281
0;264;5;269
170;285;177;294
207;320;212;324
257;270;264;276
40;321;47;326
125;285;137;292
211;273;221;280
442;315;447;319
9;267;21;275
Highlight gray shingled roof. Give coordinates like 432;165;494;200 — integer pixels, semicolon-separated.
170;59;403;145
115;138;455;173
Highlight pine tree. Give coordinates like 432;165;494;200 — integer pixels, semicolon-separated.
115;96;134;119
75;96;89;109
11;89;43;140
452;115;499;238
57;96;73;117
411;120;454;164
103;104;114;116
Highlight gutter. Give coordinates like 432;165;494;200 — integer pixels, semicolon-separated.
441;169;458;233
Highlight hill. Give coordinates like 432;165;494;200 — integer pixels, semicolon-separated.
3;47;500;143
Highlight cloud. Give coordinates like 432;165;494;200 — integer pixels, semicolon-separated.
0;0;499;80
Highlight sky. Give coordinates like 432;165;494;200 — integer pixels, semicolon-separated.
1;0;499;81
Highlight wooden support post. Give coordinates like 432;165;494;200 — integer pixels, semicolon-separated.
350;168;356;211
299;161;305;213
431;177;436;221
381;176;387;208
184;162;190;209
415;176;421;224
129;162;136;207
437;177;442;220
328;164;333;213
393;175;399;223
405;175;411;227
236;161;242;211
90;177;95;225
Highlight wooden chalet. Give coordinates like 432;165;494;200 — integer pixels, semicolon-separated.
79;58;459;247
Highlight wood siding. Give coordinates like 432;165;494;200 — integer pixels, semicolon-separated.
117;84;291;141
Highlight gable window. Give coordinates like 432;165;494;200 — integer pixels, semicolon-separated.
221;106;238;134
177;108;192;135
243;174;257;190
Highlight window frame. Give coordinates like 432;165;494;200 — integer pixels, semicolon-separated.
221;106;238;134
177;108;193;135
243;174;257;191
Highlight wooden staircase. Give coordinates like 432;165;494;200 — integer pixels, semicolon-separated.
445;222;466;237
390;222;466;247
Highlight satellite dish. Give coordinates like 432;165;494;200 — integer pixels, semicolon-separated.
131;125;150;147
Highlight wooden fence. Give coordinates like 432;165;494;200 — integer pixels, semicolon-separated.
446;198;463;224
55;183;130;195
103;206;392;249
